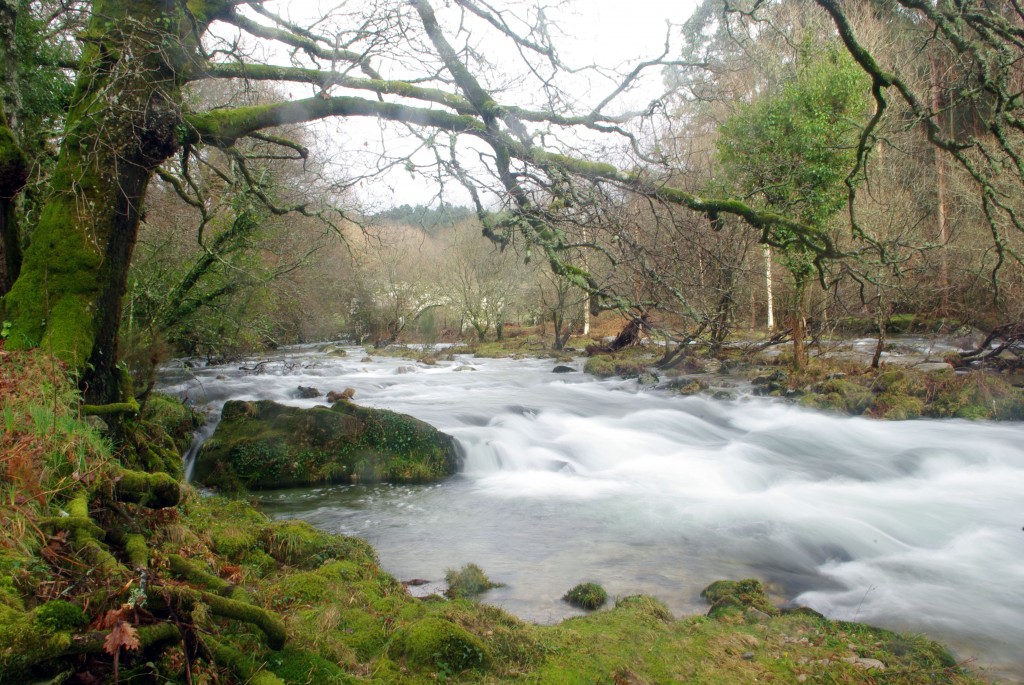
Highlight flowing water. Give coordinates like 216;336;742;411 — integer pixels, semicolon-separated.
159;345;1024;682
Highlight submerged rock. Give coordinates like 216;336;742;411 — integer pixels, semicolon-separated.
193;399;459;490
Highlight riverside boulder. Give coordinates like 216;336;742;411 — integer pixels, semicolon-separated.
193;399;459;490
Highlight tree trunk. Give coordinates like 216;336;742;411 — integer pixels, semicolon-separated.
791;279;807;370
763;245;775;330
0;1;219;403
931;54;950;316
0;1;24;295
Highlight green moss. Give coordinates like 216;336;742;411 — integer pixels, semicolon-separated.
272;570;334;606
873;393;925;420
141;392;203;453
563;582;608;610
334;608;388;660
265;647;355;684
808;378;873;414
583;351;658;379
875;370;926;396
701;579;777;619
445;563;502;599
391;616;490;674
194;400;459;490
262;520;378;569
32;600;87;631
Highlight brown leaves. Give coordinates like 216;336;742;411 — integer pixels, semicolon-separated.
103;620;141;655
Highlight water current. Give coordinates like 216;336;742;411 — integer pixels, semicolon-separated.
159;345;1024;682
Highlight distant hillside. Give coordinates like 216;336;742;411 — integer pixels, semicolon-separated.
371;203;476;234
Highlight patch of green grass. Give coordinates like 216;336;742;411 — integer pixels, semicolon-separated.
563;582;607;610
445;563;502;599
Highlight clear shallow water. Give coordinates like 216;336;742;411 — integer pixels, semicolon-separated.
160;346;1024;682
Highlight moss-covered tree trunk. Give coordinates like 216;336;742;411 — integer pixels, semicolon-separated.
0;0;25;295
0;1;224;403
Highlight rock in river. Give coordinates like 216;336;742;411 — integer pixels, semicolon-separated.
193;399;460;490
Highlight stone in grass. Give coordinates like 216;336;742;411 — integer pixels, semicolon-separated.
444;563;503;599
563;582;608;610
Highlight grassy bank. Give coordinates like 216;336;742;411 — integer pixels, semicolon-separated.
0;346;990;683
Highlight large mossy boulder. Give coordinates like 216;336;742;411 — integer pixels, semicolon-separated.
193;399;459;490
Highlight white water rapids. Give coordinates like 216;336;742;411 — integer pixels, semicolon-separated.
160;345;1024;682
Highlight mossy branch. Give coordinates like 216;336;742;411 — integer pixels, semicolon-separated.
110;468;181;509
123;533;149;570
185;95;484;148
80;401;139;417
168;553;250;603
204;636;285;685
65;492;123;577
167;586;286;650
64;621;181;657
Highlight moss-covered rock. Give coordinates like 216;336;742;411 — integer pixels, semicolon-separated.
390;616;490;674
701;578;778;619
193;399;460;490
803;378;874;414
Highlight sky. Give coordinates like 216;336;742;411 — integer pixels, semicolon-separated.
267;0;702;208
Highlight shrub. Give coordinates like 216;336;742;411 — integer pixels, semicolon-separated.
444;563;501;599
563;582;607;610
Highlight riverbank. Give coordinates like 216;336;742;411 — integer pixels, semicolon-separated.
2;345;1014;682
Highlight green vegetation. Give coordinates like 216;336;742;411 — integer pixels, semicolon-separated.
563;582;608;610
445;564;503;599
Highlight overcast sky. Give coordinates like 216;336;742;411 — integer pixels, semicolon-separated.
272;0;701;208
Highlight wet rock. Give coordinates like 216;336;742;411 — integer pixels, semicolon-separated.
395;365;417;374
552;365;575;373
84;415;109;432
698;358;722;374
326;388;355;403
637;371;659;386
296;385;321;399
913;361;954;373
193;399;459;490
752;370;788;396
675;380;707;396
745;607;771;622
360;356;373;363
454;365;477;372
842;656;886;670
320;345;348;356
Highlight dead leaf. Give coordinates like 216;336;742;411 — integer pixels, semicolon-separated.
98;607;129;629
103;620;141;655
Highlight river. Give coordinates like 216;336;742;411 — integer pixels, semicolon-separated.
159;344;1024;682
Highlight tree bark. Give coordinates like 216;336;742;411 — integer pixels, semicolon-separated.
763;245;775;330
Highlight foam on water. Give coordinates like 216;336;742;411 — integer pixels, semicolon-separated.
163;346;1024;681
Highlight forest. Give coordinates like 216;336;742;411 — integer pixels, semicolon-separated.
1;0;1023;682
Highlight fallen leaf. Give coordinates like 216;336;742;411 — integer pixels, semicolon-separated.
103;620;141;655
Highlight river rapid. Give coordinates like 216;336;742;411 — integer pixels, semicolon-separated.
159;345;1024;682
